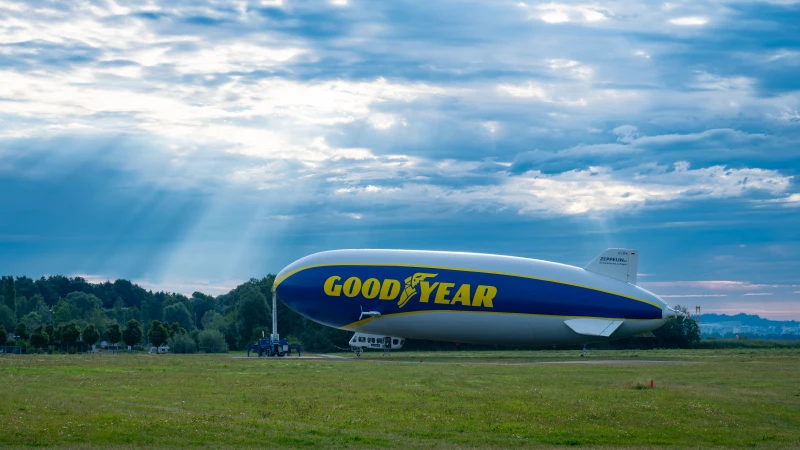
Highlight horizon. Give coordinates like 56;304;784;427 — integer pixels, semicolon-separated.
4;270;795;323
1;1;798;320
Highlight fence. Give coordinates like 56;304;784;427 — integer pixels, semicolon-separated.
1;344;93;354
0;345;26;354
0;344;228;354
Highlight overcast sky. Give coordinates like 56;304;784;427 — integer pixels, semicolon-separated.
1;0;799;319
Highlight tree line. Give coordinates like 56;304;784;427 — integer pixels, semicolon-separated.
0;275;700;353
0;274;349;353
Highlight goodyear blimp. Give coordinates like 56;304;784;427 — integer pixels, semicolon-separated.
274;248;678;354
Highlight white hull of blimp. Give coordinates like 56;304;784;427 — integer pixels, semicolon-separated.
274;249;677;348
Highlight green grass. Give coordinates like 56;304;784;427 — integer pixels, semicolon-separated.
1;349;799;448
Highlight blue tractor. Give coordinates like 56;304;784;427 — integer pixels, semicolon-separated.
247;336;301;357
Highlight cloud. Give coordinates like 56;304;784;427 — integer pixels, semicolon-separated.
68;273;242;296
762;193;800;207
135;279;245;297
497;82;551;101
643;281;780;291
0;0;799;319
612;125;640;143
323;160;792;216
743;292;774;296
547;59;593;79
670;16;709;26
660;294;728;298
692;71;753;91
524;3;609;24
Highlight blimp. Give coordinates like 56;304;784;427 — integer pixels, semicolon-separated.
274;249;677;354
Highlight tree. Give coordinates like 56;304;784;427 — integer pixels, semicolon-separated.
0;324;6;346
30;325;49;348
236;284;269;347
59;322;81;347
64;292;103;317
169;322;186;337
201;311;223;330
13;276;39;302
122;319;142;348
2;276;16;310
50;325;61;345
191;292;216;329
84;306;108;334
163;303;193;332
21;312;42;331
35;276;59;307
107;323;122;349
53;299;80;325
148;320;169;348
169;334;197;353
653;305;701;348
0;304;16;332
83;324;100;349
45;324;55;345
112;297;125;322
15;294;45;318
36;302;53;326
14;322;29;341
198;329;227;353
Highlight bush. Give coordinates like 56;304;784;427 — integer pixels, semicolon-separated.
198;329;227;353
170;334;197;354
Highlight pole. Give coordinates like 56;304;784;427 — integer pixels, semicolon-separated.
271;288;278;341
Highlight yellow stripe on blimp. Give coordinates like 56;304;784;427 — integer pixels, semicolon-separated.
340;309;658;331
273;262;664;310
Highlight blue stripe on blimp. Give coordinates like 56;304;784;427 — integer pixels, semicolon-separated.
275;265;663;329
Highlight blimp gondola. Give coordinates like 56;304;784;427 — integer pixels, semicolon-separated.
274;249;677;352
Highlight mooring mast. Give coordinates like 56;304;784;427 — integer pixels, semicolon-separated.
271;287;279;341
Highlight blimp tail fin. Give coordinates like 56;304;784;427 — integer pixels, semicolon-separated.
584;248;639;285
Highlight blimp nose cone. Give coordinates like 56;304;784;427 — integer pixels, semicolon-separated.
662;306;678;320
274;266;362;329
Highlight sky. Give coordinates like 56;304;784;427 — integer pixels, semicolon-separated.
0;0;799;319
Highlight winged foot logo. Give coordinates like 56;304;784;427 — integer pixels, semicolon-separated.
399;273;437;307
323;272;497;309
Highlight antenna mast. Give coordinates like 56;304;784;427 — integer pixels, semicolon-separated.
271;287;279;341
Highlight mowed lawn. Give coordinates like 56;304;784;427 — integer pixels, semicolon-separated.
1;349;798;448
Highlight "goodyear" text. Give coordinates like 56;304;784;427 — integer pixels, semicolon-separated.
323;273;496;308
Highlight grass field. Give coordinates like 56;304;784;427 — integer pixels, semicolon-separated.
1;349;799;448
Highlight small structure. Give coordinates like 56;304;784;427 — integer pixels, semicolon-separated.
148;345;170;354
